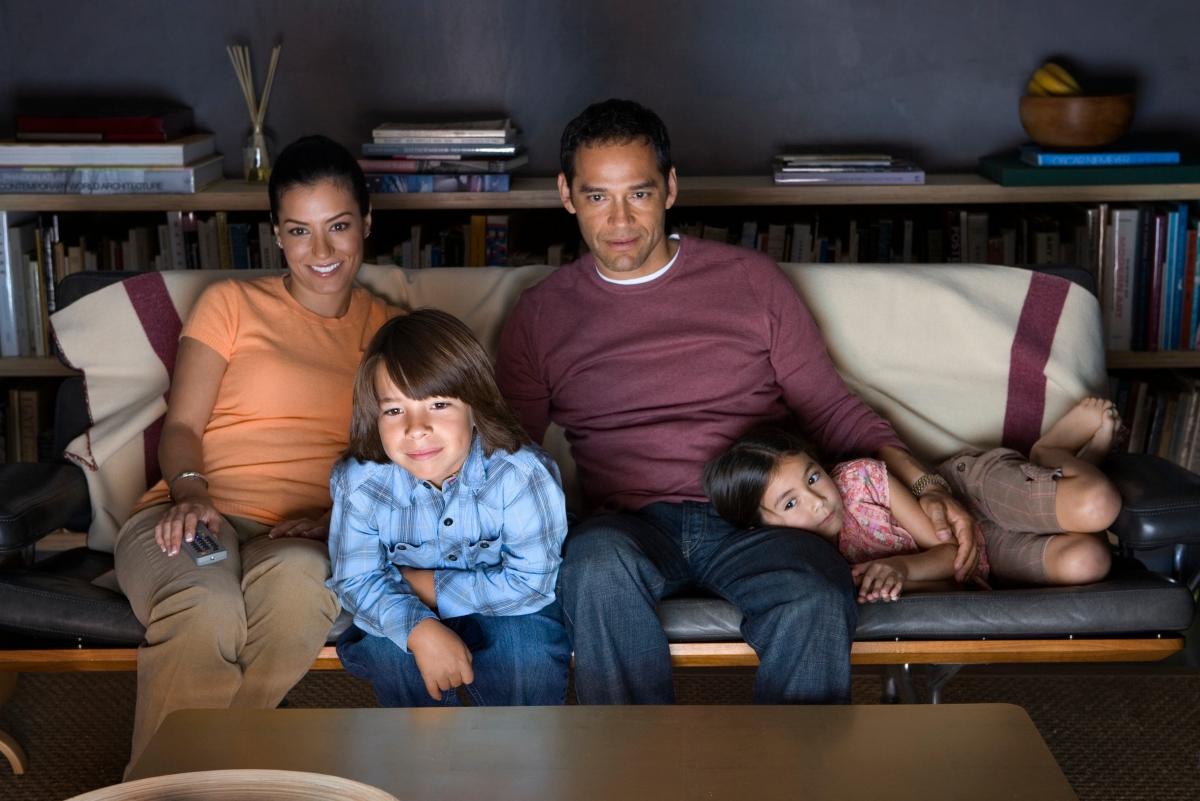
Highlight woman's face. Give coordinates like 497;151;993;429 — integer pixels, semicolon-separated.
273;178;370;317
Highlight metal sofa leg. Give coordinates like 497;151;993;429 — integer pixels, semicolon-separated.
882;663;964;704
0;673;27;774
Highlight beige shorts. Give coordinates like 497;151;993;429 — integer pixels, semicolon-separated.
937;448;1063;584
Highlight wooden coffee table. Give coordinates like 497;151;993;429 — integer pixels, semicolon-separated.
129;704;1077;800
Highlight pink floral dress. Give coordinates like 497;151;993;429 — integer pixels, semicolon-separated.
831;458;990;580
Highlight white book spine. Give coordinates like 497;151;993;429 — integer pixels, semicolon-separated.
165;211;186;271
1105;208;1139;351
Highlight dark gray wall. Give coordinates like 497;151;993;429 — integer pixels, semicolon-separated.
1;0;1197;177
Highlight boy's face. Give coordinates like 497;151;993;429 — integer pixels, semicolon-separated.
759;454;844;539
558;138;678;280
374;365;473;489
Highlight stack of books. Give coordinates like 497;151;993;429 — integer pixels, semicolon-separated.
359;118;524;193
772;154;925;186
979;145;1199;187
0;102;222;194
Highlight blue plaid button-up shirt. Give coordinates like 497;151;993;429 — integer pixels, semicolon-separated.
327;435;567;652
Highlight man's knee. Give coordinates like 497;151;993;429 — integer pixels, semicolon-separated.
560;518;655;593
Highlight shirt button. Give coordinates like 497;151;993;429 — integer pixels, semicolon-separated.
397;544;406;550
443;518;453;526
448;554;458;562
423;481;432;489
480;542;490;549
956;462;966;472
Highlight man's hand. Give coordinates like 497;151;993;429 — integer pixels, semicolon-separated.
407;618;473;701
917;489;978;582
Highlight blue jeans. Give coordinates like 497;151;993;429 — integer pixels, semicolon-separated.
559;501;857;705
336;601;571;707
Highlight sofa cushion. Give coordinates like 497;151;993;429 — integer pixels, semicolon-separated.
0;462;90;553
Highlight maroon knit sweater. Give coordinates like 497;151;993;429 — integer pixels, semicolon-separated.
496;235;906;511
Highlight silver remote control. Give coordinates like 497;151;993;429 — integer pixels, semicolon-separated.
184;521;228;566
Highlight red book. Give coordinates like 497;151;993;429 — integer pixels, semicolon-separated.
15;101;193;143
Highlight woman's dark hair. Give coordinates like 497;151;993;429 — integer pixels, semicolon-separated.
268;134;370;224
346;309;531;463
559;98;672;185
703;426;820;530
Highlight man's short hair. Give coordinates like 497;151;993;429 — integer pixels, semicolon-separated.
559;98;673;185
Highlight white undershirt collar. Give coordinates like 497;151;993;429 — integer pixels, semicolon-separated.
595;234;682;285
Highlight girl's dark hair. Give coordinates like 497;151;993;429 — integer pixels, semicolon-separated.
346;309;531;463
559;98;672;185
268;134;370;224
703;426;819;529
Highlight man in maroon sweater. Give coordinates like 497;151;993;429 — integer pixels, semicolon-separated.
496;99;977;704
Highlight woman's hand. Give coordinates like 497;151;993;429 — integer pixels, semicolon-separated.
268;518;330;541
154;501;223;557
406;618;474;701
852;559;906;603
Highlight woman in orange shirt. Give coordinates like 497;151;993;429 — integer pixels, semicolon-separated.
113;135;392;772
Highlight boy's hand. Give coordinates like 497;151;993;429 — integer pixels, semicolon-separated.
407;618;473;701
852;560;906;603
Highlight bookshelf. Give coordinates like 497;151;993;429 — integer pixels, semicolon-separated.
2;174;1199;386
3;173;1199;469
1;175;1199;212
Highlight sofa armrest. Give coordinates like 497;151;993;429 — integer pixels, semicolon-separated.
0;463;91;553
1105;453;1200;549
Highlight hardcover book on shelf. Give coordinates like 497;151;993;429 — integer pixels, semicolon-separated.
775;153;894;168
362;141;520;158
772;161;925;186
356;154;527;174
1018;144;1182;168
0;154;223;194
0;133;216;167
364;174;510;193
979;154;1200;186
16;101;195;142
372;118;514;139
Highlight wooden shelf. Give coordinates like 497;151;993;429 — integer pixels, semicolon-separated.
1106;351;1200;370
0;357;77;377
1;175;1198;212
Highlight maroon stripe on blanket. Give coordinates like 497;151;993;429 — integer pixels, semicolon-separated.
1002;272;1070;454
124;273;183;488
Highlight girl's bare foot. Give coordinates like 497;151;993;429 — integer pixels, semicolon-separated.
1032;397;1116;466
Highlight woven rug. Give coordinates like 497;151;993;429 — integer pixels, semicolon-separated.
0;667;1196;801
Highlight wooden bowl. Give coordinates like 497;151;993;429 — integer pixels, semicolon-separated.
1018;94;1135;148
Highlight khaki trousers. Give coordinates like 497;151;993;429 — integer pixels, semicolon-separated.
114;504;339;774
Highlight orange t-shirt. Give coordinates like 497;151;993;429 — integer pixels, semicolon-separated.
135;275;393;524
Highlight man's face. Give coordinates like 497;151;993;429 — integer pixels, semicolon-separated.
558;139;678;280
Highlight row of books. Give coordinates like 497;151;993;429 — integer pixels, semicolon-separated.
772;153;926;186
385;215;510;269
1113;373;1200;474
1100;203;1198;352
675;206;1102;269
0;209;285;357
0;101;222;194
359;118;524;194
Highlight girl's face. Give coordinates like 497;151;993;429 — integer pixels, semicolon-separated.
759;454;844;539
374;364;473;489
274;178;370;318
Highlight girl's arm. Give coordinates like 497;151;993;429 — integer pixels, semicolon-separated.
851;472;962;602
153;337;227;555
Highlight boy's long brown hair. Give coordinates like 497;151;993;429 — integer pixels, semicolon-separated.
346;309;531;463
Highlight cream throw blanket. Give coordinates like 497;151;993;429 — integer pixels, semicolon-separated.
52;262;1106;553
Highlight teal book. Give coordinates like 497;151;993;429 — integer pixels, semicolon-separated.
979;154;1200;186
